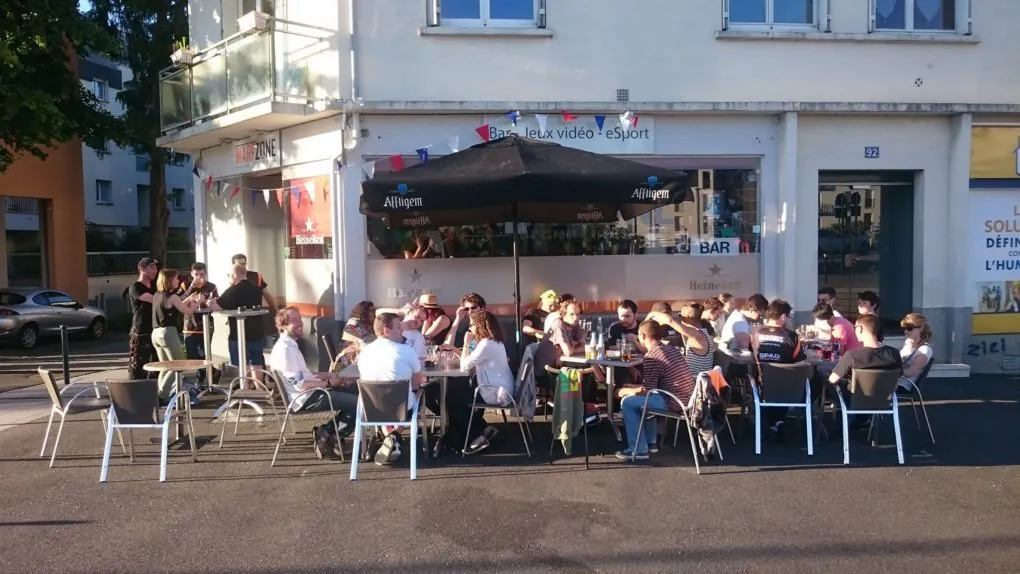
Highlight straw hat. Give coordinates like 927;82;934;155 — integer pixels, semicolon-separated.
419;293;440;307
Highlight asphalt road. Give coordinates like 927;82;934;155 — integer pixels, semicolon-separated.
0;377;1017;573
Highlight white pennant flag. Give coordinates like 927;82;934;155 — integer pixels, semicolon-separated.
535;114;548;133
262;189;271;206
619;111;636;129
218;182;230;199
447;136;460;153
362;161;376;179
305;180;316;203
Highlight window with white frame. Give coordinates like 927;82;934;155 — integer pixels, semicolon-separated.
170;187;185;210
240;0;275;16
872;0;964;32
95;179;112;204
91;79;108;101
433;0;544;28
724;0;819;28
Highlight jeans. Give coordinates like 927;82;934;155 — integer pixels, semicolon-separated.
620;393;667;454
423;377;487;449
228;339;266;367
300;387;360;438
151;326;185;397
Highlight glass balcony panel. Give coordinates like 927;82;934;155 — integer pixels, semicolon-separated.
159;69;192;129
191;51;228;120
274;23;340;104
227;31;272;109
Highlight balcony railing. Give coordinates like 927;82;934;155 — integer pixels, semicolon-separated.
159;19;341;132
2;197;40;215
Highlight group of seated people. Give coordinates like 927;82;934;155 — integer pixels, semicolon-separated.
264;285;935;464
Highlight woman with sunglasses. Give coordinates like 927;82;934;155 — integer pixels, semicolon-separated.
898;313;933;391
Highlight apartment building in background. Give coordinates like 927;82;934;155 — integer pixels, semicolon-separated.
157;0;1020;373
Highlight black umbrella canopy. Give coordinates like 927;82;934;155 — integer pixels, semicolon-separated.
360;134;691;224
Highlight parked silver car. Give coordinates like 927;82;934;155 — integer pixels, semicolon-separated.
0;288;107;349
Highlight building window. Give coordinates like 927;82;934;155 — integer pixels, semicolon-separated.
240;0;275;16
93;140;111;154
874;0;958;31
167;152;190;166
725;0;817;27
437;0;542;28
170;188;185;210
91;79;108;101
95;180;113;204
135;153;150;172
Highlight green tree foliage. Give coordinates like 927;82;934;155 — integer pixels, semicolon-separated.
86;0;188;261
0;0;123;172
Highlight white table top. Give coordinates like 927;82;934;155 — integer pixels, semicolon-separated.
214;309;270;318
338;362;469;379
143;359;214;372
560;354;644;369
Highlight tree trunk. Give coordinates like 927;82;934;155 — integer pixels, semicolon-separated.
148;146;169;262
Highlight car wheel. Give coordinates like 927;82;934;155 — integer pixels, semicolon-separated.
19;324;38;350
89;318;106;340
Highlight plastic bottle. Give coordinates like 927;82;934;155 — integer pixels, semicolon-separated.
596;332;605;360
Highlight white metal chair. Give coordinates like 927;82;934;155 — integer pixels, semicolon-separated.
269;368;349;466
897;357;936;444
751;362;815;456
350;379;423;481
837;369;904;465
100;379;198;483
216;370;283;448
632;371;725;474
462;354;534;458
38;368;125;468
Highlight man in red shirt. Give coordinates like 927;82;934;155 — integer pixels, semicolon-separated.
615;321;695;461
812;303;861;353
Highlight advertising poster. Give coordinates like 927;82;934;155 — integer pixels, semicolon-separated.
970;189;1020;335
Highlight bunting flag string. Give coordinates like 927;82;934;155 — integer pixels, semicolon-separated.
416;147;429;163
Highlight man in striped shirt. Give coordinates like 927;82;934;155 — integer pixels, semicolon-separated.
616;321;696;461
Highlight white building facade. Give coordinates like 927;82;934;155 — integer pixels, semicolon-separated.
160;0;1020;373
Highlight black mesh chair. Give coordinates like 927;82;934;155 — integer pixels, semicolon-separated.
38;368;124;468
752;362;815;456
837;369;904;465
350;380;425;480
100;379;197;483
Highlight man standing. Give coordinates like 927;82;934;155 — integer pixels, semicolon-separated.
127;257;159;380
357;312;426;466
232;253;278;345
181;262;219;386
209;264;267;378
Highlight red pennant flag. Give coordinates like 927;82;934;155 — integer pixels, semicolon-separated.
632;114;640;127
229;186;240;201
389;155;405;171
205;176;213;192
475;124;491;142
275;188;285;205
561;112;578;122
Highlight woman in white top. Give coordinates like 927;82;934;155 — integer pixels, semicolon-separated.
461;310;515;455
898;312;934;391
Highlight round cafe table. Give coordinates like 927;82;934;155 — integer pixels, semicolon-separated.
211;309;270;421
144;359;214;445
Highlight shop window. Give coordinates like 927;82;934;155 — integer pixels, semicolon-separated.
284;175;333;260
366;168;760;260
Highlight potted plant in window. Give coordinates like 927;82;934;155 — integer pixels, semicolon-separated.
237;10;270;33
170;39;196;66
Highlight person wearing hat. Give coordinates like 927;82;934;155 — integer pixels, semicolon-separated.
418;293;451;345
127;257;160;380
522;290;559;346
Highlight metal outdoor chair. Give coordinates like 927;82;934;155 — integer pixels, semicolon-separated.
632;370;726;474
270;368;349;466
751;362;815;456
321;334;339;371
38;368;125;468
100;379;197;483
462;353;534;458
897;356;936;444
545;365;592;471
837;369;904;465
215;369;284;448
350;379;425;480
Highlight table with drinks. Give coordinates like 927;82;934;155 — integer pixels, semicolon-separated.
559;318;643;442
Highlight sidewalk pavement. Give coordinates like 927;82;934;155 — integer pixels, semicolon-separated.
0;369;128;433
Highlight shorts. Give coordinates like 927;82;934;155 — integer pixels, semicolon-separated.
228;339;266;367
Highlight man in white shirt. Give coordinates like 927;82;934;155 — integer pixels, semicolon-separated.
720;294;768;351
268;307;357;459
401;306;428;359
357;312;426;465
814;287;843;339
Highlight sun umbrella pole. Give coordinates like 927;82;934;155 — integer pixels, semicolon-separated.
512;204;523;358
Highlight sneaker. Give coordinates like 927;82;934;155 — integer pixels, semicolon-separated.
648;444;659;454
188;388;200;407
615;449;649;461
374;434;402;466
464;435;491;456
583;403;601;425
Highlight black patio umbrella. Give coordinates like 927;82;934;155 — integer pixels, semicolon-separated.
359;134;693;344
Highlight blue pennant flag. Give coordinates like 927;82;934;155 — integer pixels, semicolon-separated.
192;165;200;178
506;110;521;126
251;190;258;207
416;147;429;163
594;115;606;132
